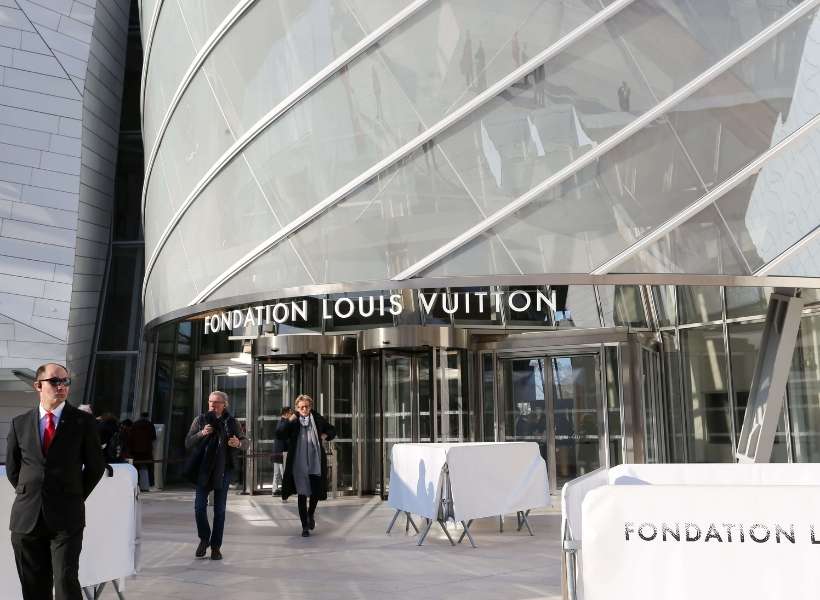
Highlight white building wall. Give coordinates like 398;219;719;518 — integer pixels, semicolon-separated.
0;0;129;462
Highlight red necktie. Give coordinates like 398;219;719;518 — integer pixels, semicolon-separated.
43;411;55;455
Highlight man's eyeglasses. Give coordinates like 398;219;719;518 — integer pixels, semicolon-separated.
38;377;71;387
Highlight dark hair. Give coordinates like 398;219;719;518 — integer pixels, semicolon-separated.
34;362;68;381
140;412;150;418
280;406;292;416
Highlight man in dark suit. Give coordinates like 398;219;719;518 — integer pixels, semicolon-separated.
6;362;106;599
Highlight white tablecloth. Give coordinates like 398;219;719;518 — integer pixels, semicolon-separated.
388;442;549;522
0;464;140;597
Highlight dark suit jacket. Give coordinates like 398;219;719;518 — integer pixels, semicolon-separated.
6;402;106;534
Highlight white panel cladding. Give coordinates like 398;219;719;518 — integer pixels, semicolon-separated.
0;0;128;415
66;0;128;401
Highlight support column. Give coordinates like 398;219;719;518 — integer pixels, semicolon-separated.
736;289;805;463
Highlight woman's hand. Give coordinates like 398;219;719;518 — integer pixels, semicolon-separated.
288;413;297;422
320;433;328;441
227;435;241;448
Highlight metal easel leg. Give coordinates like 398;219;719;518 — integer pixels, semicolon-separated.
438;520;456;546
113;579;126;600
519;510;534;536
82;589;94;600
458;520;477;548
405;513;419;534
417;518;434;546
457;519;474;544
387;508;402;534
499;515;504;533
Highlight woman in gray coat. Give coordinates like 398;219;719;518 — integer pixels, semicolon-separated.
276;394;335;537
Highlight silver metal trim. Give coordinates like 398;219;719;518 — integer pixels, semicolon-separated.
188;0;638;305
392;0;820;280
144;273;820;332
142;0;433;302
140;0;164;135
755;225;820;276
141;0;258;209
593;112;820;274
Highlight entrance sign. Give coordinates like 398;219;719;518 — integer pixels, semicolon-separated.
561;464;820;600
583;485;820;600
203;289;558;334
0;464;140;598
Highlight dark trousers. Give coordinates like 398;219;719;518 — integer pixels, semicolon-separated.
297;475;321;529
194;471;230;549
11;513;84;600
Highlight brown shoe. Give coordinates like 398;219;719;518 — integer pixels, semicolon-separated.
210;547;222;560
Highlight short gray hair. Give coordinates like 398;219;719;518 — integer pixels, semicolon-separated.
209;390;229;404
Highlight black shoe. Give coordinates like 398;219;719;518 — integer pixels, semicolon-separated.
301;528;310;537
210;547;222;560
308;515;315;530
195;540;208;558
273;489;281;496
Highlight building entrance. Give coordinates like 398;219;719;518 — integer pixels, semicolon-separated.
192;327;660;497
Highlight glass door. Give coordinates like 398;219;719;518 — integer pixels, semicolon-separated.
198;365;251;489
499;351;603;492
322;358;355;494
550;354;602;489
254;361;308;492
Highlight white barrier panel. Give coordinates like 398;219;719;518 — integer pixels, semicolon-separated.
446;443;548;521
582;484;820;600
388;442;549;521
0;464;140;598
387;444;448;519
606;462;820;486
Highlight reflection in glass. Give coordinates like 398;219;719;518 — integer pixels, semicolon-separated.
677;285;723;323
552;355;600;485
788;314;820;462
605;347;622;466
681;325;732;462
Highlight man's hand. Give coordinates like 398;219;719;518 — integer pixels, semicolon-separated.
201;424;214;437
227;435;241;448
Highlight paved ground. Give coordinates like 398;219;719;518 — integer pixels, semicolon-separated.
125;490;564;600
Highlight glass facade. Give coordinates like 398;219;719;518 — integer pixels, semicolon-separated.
129;2;820;493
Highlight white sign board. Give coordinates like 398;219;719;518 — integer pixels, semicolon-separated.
0;464;139;597
582;484;820;600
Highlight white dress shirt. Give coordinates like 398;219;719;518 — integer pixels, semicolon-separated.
39;401;65;445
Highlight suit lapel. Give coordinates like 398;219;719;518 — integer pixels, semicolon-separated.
30;407;44;459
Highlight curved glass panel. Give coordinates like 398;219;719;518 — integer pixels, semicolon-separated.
140;0;160;46
143;0;197;156
768;235;820;276
144;71;236;256
144;229;201;323
424;9;818;278
240;0;593;226
201;0;808;300
177;0;238;50
203;242;316;307
145;0;412;257
202;0;412;136
616;80;820;276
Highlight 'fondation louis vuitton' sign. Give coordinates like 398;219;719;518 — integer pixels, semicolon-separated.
203;289;558;334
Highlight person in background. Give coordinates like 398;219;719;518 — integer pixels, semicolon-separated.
277;394;335;537
5;362;105;599
97;413;122;463
129;412;156;492
272;406;293;499
185;391;248;560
